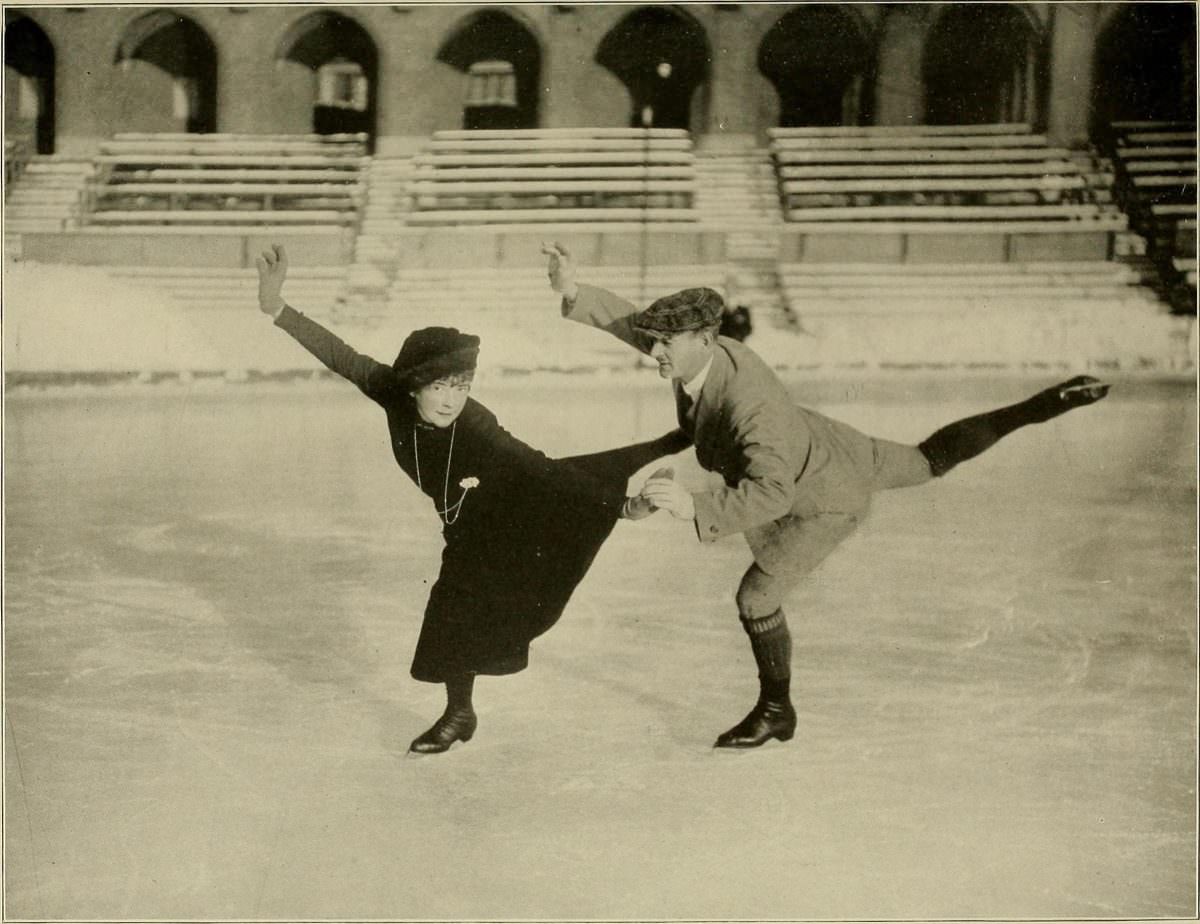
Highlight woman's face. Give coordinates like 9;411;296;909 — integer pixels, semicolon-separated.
412;374;472;428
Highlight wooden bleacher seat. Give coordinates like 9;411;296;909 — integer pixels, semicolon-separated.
86;209;351;226
113;132;367;144
773;132;1050;151
770;123;1032;138
85;133;367;228
782;204;1114;222
407;128;698;224
1100;120;1196;310
772;146;1076;164
777;161;1083;179
1117;131;1197;147
769;124;1118;227
405;207;695;225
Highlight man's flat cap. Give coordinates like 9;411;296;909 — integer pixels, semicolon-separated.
633;287;725;335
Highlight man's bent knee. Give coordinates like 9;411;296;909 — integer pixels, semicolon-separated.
736;566;785;620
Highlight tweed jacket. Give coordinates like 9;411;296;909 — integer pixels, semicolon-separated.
564;284;880;545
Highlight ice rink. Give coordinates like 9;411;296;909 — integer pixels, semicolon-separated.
4;374;1196;920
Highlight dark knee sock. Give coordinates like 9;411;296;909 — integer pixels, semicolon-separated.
919;376;1108;477
444;673;475;715
740;609;792;701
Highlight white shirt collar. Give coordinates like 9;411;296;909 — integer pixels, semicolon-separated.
681;354;714;400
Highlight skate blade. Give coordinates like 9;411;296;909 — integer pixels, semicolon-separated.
1059;382;1111;399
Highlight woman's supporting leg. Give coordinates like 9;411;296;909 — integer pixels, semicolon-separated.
410;673;478;754
919;375;1109;477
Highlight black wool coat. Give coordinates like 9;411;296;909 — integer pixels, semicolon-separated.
276;306;685;681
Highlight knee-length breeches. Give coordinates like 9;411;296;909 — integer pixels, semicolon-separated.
736;438;931;616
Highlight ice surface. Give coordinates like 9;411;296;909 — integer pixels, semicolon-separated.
3;377;1196;920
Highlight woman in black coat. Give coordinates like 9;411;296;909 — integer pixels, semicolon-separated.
257;246;687;754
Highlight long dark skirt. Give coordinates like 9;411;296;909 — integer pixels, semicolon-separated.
410;434;682;682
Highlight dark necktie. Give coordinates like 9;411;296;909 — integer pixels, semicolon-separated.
676;385;696;430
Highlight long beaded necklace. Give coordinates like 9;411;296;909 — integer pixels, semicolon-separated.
412;421;471;525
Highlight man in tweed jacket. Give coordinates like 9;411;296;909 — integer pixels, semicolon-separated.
544;243;1108;749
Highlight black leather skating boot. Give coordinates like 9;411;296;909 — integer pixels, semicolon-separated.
409;707;477;754
714;697;797;749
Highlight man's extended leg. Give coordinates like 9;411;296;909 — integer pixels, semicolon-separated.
918;375;1108;477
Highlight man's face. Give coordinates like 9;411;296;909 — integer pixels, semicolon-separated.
647;329;713;382
412;374;473;427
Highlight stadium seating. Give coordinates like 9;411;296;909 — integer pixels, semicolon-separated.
5;138;33;191
4;157;95;237
85;133;368;229
388;262;724;317
1101;121;1197;311
768;124;1125;231
771;260;1184;370
405;128;698;225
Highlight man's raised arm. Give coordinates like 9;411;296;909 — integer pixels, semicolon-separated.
541;241;650;355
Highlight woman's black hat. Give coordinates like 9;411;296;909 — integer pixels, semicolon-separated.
393;326;480;388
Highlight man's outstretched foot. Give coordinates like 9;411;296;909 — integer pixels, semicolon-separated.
714;697;797;749
409;708;477;754
1053;375;1110;408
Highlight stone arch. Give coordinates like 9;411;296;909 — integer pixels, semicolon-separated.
757;5;876;126
114;10;217;133
595;6;711;131
436;8;543;130
277;10;379;146
4;12;55;152
922;3;1045;125
1092;2;1196;133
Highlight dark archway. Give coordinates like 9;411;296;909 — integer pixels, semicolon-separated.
279;12;378;147
923;5;1043;125
437;10;541;130
5;14;55;153
596;7;710;131
1092;3;1196;134
115;11;217;133
758;6;874;127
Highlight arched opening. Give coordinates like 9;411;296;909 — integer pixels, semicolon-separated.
758;6;874;127
114;11;217;134
4;14;55;153
596;7;710;131
279;12;378;147
437;10;541;130
1092;3;1196;134
923;5;1042;125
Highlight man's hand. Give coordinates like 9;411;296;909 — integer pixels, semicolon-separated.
256;244;288;316
540;240;578;301
641;471;695;521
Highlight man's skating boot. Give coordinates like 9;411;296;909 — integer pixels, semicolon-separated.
714;695;797;749
716;609;796;749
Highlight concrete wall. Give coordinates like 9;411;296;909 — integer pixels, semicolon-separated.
4;3;1177;155
20;229;354;267
781;226;1111;264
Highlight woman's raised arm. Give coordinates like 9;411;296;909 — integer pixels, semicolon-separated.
257;244;396;403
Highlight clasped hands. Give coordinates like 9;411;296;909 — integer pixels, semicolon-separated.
623;468;695;522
